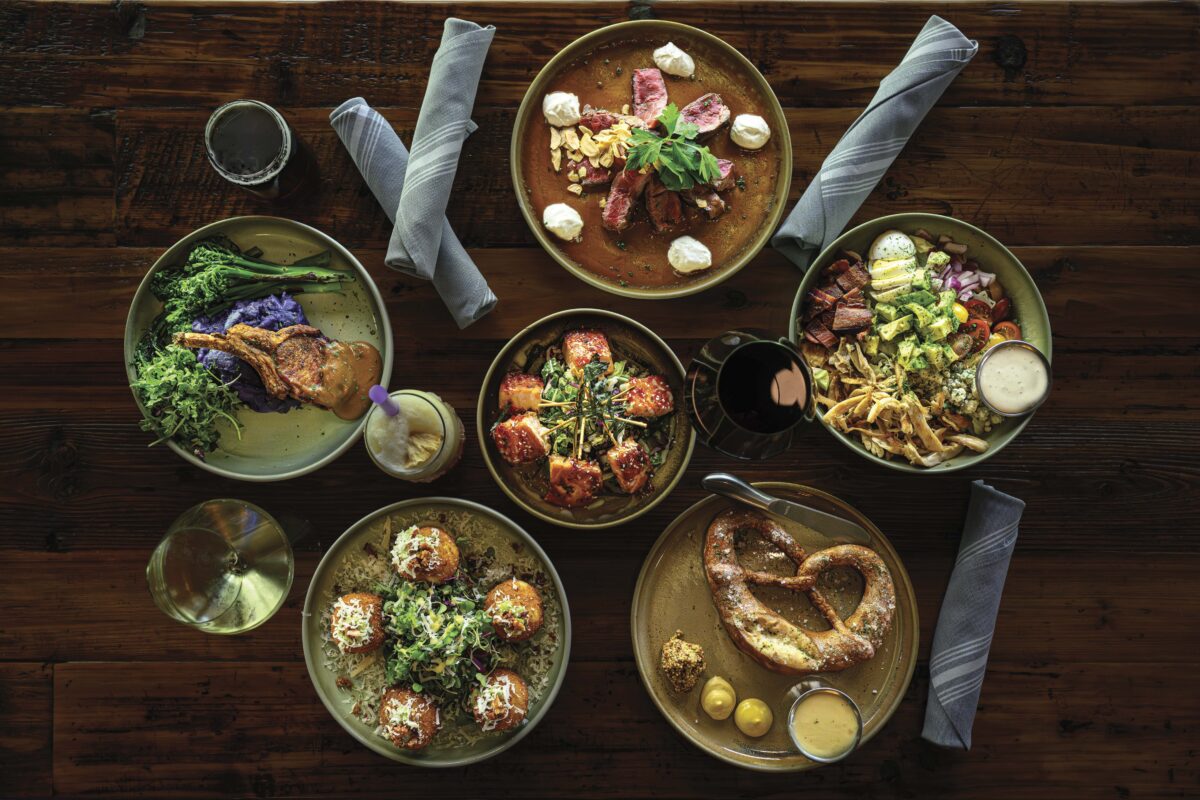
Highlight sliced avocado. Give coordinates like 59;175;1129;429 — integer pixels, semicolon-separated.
875;303;899;322
877;314;914;342
906;303;935;329
925;315;955;341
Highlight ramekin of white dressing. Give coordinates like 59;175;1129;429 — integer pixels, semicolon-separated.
975;340;1052;417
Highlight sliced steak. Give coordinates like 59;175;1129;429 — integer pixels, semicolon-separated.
681;186;727;220
710;158;737;191
577;159;614;190
580;105;621;132
632;68;669;125
680;93;730;136
831;305;873;332
645;177;686;232
602;169;652;231
835;263;872;292
804;320;838;348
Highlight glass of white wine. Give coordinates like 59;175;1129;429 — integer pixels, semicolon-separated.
147;499;294;634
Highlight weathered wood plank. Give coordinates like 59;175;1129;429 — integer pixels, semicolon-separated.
2;549;1197;667
0;401;1195;554
0;663;53;797
50;658;1196;798
109;105;1199;249
2;2;1196;109
0;245;1193;342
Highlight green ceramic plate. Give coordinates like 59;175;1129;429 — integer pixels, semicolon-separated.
631;482;918;771
511;19;793;299
123;216;393;481
788;213;1052;473
477;309;696;529
301;498;571;767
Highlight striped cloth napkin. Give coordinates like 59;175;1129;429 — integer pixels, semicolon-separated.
330;97;496;329
922;480;1025;749
771;16;978;269
390;18;496;280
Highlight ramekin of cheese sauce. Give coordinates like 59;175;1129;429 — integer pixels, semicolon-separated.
975;340;1052;417
785;683;862;763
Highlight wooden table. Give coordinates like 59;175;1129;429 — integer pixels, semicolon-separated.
2;2;1197;797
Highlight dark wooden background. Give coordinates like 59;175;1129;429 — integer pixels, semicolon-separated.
1;1;1197;797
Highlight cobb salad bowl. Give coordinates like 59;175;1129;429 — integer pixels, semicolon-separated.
788;213;1051;473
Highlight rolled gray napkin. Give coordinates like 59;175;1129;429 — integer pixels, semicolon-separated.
390;18;496;279
922;480;1025;749
772;16;978;269
330;97;497;329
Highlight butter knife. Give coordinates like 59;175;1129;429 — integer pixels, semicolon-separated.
701;472;872;546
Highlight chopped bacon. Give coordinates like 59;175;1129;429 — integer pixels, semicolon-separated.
831;305;872;332
804;320;838;348
835;263;871;292
841;287;865;307
805;287;840;315
826;258;852;275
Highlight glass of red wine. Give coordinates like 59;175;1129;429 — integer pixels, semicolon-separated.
685;330;815;460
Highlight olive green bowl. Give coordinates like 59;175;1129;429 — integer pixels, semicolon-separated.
301;497;571;766
510;19;793;299
788;213;1052;473
477;309;696;529
123;216;393;482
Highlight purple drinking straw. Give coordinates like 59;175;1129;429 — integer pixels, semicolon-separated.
368;385;399;417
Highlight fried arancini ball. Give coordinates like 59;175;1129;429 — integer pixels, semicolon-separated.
379;688;440;750
472;668;530;732
329;592;385;655
391;525;459;584
485;578;545;642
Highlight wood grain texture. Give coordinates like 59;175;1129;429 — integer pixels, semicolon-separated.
1;0;1197;797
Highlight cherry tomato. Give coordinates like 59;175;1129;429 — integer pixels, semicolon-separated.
962;318;991;352
984;333;1007;351
992;297;1012;322
952;302;970;324
964;299;993;321
949;333;975;358
993;321;1022;340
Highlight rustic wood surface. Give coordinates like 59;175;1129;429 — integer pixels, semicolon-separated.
1;1;1197;797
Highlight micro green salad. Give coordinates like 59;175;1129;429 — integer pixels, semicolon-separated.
131;236;354;458
624;103;723;191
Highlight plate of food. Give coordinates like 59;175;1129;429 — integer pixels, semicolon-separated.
124;216;392;481
302;498;570;766
512;19;792;298
631;482;918;771
790;213;1052;472
477;308;695;529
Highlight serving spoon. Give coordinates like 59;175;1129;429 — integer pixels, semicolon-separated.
701;472;872;546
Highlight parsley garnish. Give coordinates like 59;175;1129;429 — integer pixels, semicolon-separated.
624;103;722;191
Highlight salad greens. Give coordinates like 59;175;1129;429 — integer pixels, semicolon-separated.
624;103;722;191
131;345;242;457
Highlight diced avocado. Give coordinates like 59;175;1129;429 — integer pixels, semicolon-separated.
871;285;909;304
911;269;931;291
924;315;955;342
877;314;913;342
908;354;929;371
906;303;935;329
863;335;880;356
912;235;935;255
943;343;962;364
937;290;957;314
896;290;937;308
897;336;918;362
875;303;899;322
811;367;831;392
927;250;952;269
922;342;947;370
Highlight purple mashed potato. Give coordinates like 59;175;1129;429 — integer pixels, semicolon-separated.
192;293;308;413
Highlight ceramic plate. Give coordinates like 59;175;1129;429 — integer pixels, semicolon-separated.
124;216;392;481
789;212;1052;473
631;483;918;771
511;19;793;298
477;308;696;529
301;498;571;766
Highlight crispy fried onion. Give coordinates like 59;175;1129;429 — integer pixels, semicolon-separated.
814;340;989;467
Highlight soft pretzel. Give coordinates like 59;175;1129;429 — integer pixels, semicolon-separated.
703;508;896;675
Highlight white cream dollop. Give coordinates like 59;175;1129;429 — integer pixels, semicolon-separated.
653;42;695;78
542;203;584;241
542;91;581;127
668;236;712;274
730;114;771;150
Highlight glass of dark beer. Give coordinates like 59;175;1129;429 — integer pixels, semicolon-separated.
204;100;316;200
